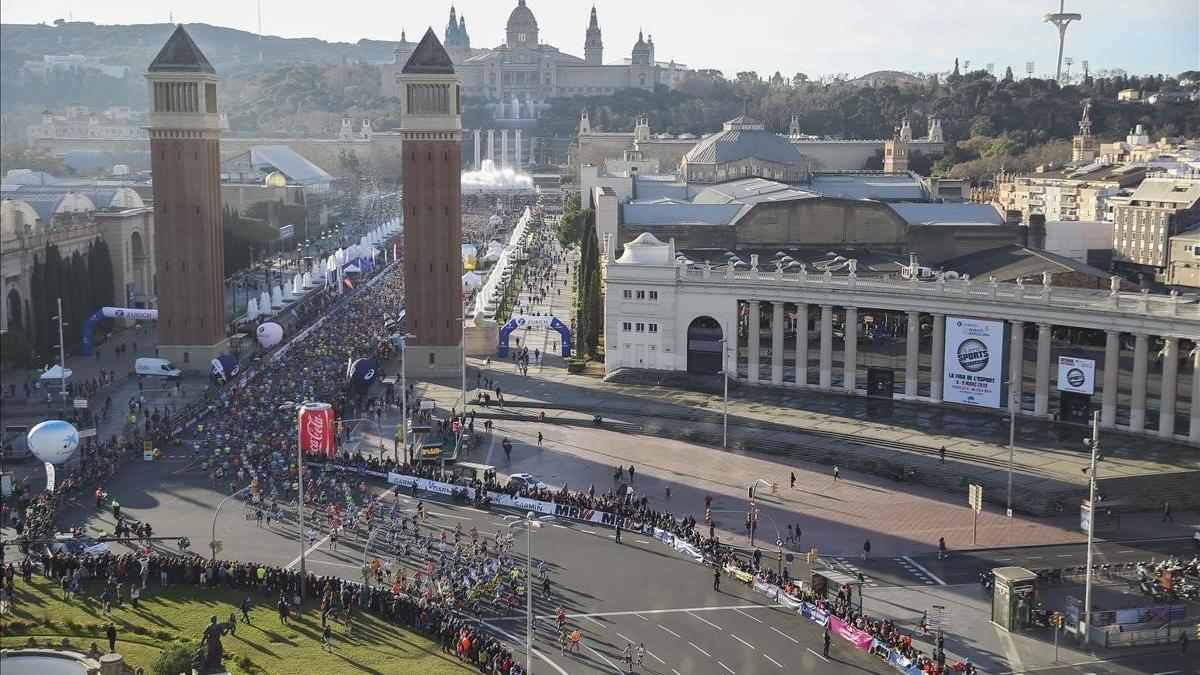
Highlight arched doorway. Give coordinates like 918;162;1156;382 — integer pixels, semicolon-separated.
5;288;21;332
687;315;723;374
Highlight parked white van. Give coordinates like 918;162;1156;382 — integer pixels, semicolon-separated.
135;357;182;378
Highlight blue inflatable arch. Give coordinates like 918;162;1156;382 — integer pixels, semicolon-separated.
81;307;158;356
498;315;570;358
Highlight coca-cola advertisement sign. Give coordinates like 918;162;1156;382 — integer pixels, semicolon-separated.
298;402;336;458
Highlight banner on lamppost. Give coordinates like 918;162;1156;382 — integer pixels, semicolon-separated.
1056;356;1095;395
943;317;1004;408
298;402;336;458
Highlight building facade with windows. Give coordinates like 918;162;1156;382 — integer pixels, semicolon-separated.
1112;177;1200;281
381;2;680;101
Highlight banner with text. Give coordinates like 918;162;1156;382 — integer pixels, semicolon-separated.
943;317;1004;408
829;615;875;650
1056;355;1096;395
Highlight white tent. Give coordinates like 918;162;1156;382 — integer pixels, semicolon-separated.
462;271;482;290
40;365;73;380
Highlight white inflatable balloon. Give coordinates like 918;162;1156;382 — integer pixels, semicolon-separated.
26;420;80;465
256;321;284;348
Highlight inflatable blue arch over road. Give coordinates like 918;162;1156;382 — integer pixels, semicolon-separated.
82;307;158;356
497;315;571;358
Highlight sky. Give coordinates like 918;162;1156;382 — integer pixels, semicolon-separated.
1;0;1196;78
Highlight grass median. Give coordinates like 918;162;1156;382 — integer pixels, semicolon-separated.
1;576;469;675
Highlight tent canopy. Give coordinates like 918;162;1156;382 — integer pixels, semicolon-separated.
40;365;73;380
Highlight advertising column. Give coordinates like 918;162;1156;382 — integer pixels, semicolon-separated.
943;317;1004;408
298;402;336;458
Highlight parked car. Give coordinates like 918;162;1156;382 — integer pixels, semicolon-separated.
507;473;549;492
50;533;111;556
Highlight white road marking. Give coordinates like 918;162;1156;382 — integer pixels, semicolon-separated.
1055;554;1073;558
580;529;597;534
636;539;652;544
492;603;774;622
585;644;624;675
673;670;683;675
633;613;649;621
551;524;568;529
646;650;665;664
616;631;635;644
901;556;947;586
658;625;682;638
1151;671;1182;675
806;648;829;662
687;611;723;630
689;642;711;657
586;616;606;627
717;661;735;674
481;621;570;675
731;634;756;650
763;654;783;668
429;510;471;520
734;608;763;623
770;626;798;643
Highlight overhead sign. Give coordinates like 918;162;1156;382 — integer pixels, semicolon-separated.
1057;356;1095;395
968;484;983;513
279;224;295;240
943;317;1004;408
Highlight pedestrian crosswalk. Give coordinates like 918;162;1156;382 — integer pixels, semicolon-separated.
824;556;879;587
894;556;939;585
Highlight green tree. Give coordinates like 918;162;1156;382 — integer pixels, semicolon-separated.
556;194;587;248
152;643;197;675
29;253;46;357
89;238;116;308
1003;66;1014;83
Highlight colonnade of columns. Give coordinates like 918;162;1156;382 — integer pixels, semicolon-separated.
468;129;524;171
731;299;1199;441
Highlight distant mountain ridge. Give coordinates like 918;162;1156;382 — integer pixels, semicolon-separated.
1;21;402;75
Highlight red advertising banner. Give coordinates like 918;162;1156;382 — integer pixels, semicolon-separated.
298;402;336;458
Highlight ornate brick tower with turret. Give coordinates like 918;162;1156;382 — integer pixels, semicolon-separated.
401;29;463;376
146;25;228;369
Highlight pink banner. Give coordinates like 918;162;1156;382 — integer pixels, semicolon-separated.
829;616;874;651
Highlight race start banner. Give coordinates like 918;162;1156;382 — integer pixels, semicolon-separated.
943;317;1004;408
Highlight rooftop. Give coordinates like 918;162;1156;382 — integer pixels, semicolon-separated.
148;25;215;74
683;118;807;167
402;28;456;75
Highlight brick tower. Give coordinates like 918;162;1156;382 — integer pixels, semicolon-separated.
401;29;463;376
145;25;228;369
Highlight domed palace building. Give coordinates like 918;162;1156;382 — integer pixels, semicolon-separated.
382;1;689;101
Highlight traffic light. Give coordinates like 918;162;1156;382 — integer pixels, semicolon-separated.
806;548;819;564
771;482;779;494
1050;612;1064;629
1195;621;1199;639
336;420;345;436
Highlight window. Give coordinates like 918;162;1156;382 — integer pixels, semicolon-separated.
649;291;658;300
635;323;645;332
622;290;632;299
648;323;658;333
636;290;645;300
622;322;632;331
429;352;436;365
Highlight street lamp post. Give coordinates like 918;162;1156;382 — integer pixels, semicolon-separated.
210;485;252;566
280;400;312;600
511;512;542;674
54;297;68;415
1080;410;1100;640
1007;390;1017;518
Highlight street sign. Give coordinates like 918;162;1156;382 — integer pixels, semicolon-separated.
968;484;983;513
78;428;97;439
73;398;89;409
785;553;795;563
419;399;436;410
279;224;295;240
143;439;153;451
929;604;949;629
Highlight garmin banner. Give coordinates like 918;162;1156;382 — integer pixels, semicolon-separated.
1057;356;1096;395
943;317;1004;408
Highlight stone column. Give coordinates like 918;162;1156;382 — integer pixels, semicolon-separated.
748;301;761;382
795;304;808;386
930;314;945;402
1034;323;1052;417
904;311;920;399
473;129;482;170
514;129;523;170
1190;346;1200;444
1009;321;1025;413
727;305;739;377
771;302;784;384
486;129;495;162
1101;330;1120;428
1129;333;1149;432
501;130;509;169
819;305;834;390
843;306;858;393
1158;337;1179;439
